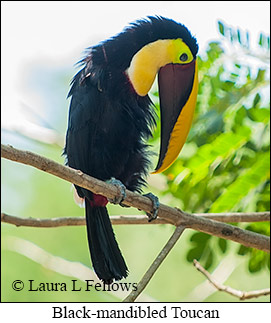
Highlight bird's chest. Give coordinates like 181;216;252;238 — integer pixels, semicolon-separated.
92;106;139;150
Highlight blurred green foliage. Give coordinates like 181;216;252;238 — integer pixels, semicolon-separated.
1;21;270;302
150;21;270;272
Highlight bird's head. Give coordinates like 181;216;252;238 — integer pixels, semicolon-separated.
92;16;199;174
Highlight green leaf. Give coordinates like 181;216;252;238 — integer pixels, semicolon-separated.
210;152;270;212
252;93;261;108
258;33;263;46
190;232;211;243
247;108;270;123
218;21;225;36
238;245;250;256
218;238;228;253
229;27;235;42
186;247;202;262
204;248;214;270
256;69;265;82
248;250;266;273
237;29;242;45
187;132;249;185
230;72;239;80
234;106;247;125
157;24;270;276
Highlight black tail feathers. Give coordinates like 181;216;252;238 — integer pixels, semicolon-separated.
85;201;128;284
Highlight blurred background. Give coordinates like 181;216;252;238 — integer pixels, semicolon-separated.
1;1;270;302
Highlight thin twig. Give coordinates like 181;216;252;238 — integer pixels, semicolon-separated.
1;144;270;253
1;212;269;228
0;213;166;227
184;254;241;301
193;259;270;300
123;225;186;302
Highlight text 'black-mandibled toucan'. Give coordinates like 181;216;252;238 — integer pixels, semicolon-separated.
64;16;198;283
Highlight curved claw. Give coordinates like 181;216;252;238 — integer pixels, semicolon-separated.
143;192;160;222
106;177;127;205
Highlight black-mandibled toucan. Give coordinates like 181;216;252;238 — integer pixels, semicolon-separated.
64;16;198;284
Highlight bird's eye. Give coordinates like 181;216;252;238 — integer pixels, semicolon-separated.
180;53;188;62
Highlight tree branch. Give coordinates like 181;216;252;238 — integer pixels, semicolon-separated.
1;144;270;253
184;254;242;301
0;213;167;227
193;259;270;300
1;212;269;228
195;212;270;223
123;225;186;302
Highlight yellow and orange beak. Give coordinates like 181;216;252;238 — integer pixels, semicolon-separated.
153;59;198;174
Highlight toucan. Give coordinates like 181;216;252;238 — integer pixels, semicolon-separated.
64;16;198;284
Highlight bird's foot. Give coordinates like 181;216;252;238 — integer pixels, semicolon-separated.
143;192;160;222
106;177;127;205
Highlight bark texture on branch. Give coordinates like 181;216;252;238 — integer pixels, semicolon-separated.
2;212;269;228
1;144;270;253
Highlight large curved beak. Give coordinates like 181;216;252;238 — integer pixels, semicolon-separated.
153;59;198;174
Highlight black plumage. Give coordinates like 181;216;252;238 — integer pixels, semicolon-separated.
64;16;198;283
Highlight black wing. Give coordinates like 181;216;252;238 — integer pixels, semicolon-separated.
64;60;153;194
